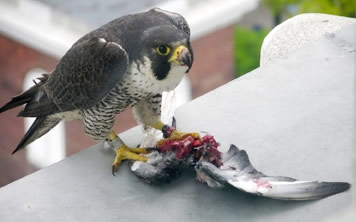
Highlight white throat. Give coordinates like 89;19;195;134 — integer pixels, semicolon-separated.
128;57;188;94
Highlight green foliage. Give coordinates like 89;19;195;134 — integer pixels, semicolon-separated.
234;27;269;78
262;0;299;16
298;0;356;17
262;0;356;20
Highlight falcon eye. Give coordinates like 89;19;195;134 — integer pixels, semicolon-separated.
156;45;171;56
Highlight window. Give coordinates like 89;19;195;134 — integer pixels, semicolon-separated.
24;68;66;168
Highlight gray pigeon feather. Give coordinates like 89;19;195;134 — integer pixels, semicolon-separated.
196;145;351;200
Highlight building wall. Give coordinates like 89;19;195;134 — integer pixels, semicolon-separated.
0;25;235;187
189;26;235;98
0;34;58;185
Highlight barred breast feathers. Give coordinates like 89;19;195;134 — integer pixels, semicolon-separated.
81;56;185;140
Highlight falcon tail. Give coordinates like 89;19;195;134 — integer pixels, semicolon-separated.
0;74;61;154
0;74;58;117
0;74;49;114
197;145;351;200
11;117;61;154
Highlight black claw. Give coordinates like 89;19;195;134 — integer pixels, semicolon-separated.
112;165;116;176
172;117;176;128
146;147;161;152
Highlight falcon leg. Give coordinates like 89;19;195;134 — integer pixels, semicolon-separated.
107;131;148;175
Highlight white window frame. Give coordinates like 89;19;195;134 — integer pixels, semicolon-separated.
24;68;66;168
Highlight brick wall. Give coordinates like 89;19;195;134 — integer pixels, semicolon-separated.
0;34;58;185
189;26;235;98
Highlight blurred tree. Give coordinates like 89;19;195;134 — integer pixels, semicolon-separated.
263;0;356;26
234;26;268;78
298;0;356;17
262;0;299;26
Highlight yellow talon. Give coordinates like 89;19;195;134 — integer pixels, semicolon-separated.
171;131;200;140
157;130;200;146
112;145;148;175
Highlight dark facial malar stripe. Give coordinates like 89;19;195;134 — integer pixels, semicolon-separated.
154;61;171;80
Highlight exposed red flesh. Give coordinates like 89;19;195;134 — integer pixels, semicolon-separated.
157;134;222;167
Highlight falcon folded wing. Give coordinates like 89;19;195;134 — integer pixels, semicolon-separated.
45;37;128;111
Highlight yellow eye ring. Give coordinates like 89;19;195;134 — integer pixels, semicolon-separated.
156;45;171;56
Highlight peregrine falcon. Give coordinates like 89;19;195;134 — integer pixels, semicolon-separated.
0;8;195;173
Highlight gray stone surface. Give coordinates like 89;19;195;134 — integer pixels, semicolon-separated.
260;13;356;66
0;18;354;222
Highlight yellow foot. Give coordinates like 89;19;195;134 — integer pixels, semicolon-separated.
157;130;200;146
112;145;148;175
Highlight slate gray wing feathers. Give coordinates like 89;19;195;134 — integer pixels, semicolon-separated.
45;38;128;112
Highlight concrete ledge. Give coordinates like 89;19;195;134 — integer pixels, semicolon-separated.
0;14;355;222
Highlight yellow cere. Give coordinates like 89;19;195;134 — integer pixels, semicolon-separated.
168;45;188;63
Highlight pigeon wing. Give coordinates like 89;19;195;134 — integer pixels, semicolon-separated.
197;145;351;200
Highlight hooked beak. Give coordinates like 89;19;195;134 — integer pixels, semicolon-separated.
168;45;193;72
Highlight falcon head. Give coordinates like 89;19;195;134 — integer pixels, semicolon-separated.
144;25;193;80
128;22;193;91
